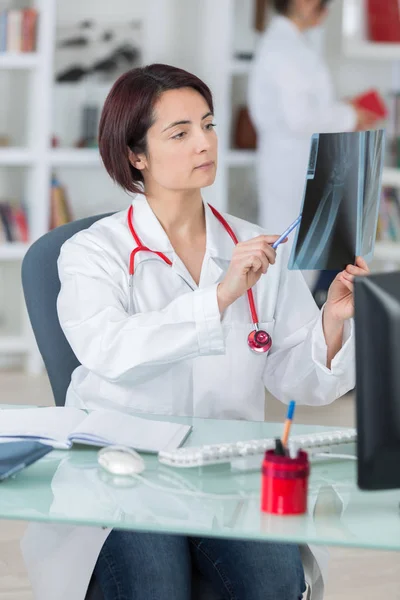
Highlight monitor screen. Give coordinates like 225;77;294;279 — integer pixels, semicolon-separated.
354;271;400;490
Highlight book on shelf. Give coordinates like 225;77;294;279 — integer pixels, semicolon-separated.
377;186;400;243
0;201;29;244
0;8;38;54
387;92;400;168
49;176;73;230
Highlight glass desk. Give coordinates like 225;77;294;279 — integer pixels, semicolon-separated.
0;410;399;552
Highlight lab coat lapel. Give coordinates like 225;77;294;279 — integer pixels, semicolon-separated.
129;197;234;288
201;202;234;287
128;196;174;272
172;202;233;290
200;254;226;288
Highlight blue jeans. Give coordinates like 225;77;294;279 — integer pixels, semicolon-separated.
93;530;306;600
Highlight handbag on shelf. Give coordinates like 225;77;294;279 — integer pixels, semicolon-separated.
254;0;269;32
233;106;258;150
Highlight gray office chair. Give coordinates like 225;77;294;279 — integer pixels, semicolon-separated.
21;214;222;600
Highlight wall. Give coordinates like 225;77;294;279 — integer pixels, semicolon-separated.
52;0;205;219
56;0;143;25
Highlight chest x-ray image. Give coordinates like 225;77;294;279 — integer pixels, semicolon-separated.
288;129;385;271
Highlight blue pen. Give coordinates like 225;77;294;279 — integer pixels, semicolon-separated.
281;400;296;447
271;214;302;249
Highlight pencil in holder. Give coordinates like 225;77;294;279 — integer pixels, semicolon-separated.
261;449;309;515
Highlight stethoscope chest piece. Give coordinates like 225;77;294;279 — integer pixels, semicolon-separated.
247;328;272;354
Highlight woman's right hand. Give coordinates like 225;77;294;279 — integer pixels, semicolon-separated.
217;235;284;313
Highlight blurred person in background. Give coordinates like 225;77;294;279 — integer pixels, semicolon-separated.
248;0;375;303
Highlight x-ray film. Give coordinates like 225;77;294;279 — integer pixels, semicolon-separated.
288;129;385;270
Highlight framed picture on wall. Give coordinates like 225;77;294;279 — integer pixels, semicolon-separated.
54;19;142;83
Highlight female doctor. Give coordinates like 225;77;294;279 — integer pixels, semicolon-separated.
21;64;368;600
248;0;376;235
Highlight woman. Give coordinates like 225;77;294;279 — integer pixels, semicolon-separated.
22;64;368;600
248;0;375;299
248;0;375;235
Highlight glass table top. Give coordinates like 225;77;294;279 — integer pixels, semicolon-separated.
0;410;399;551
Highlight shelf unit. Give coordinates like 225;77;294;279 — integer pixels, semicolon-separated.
0;0;56;373
0;335;29;353
50;148;101;167
380;168;400;266
341;4;400;265
343;41;400;61
0;148;35;165
198;0;257;214
381;167;400;188
0;243;29;261
226;149;256;167
229;58;252;75
0;0;184;374
342;38;400;255
374;241;400;262
0;53;39;69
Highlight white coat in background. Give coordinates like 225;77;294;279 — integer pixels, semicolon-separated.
21;196;355;600
248;15;357;234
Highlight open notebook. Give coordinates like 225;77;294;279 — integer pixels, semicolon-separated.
0;407;192;453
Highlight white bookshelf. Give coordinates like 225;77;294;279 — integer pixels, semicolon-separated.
0;148;35;165
375;169;400;263
226;149;256;167
229;58;252;75
374;241;400;262
199;0;257;213
340;2;400;266
0;335;29;353
0;53;39;69
0;243;29;261
382;167;400;188
0;0;55;373
0;1;109;373
0;0;180;374
343;41;400;61
50;148;101;167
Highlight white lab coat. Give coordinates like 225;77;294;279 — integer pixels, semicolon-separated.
248;15;357;233
21;196;354;599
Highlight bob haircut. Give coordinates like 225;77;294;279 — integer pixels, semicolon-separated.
98;63;214;195
274;0;331;15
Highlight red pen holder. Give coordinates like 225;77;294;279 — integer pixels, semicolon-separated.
261;449;309;515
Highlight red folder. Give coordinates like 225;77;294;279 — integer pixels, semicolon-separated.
353;89;388;120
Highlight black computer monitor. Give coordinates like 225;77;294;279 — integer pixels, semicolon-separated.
354;271;400;490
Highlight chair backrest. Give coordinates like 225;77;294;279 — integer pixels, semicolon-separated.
21;213;114;407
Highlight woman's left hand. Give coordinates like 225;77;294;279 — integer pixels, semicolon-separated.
325;256;370;322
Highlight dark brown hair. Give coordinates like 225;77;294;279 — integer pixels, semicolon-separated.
273;0;291;14
98;63;214;195
273;0;331;15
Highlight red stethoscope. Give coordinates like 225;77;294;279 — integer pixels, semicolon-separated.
127;203;272;354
